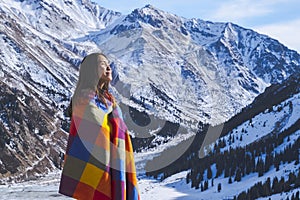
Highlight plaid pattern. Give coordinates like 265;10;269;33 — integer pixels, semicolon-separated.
59;95;140;200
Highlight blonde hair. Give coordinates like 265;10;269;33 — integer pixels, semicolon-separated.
67;53;116;116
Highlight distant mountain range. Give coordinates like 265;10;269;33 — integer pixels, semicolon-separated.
0;1;299;198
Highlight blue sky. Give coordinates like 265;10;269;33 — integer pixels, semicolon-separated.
92;0;300;53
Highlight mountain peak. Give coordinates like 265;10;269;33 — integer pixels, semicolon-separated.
124;4;165;28
143;4;156;9
140;4;161;13
123;4;181;29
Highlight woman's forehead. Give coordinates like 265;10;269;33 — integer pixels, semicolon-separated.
98;55;108;62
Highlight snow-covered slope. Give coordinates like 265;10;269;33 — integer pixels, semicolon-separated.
143;73;299;199
1;0;121;38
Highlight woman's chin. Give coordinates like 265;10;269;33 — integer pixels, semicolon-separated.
100;76;112;82
107;77;112;82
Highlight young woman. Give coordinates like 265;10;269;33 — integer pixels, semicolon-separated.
59;53;140;200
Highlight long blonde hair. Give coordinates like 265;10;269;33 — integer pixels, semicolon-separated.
67;53;116;116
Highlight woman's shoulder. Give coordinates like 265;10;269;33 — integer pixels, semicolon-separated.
110;103;125;120
73;89;94;104
93;95;113;113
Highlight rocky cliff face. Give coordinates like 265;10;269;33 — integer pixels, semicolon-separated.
0;80;68;182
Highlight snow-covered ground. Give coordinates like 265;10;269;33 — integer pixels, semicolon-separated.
0;171;68;200
1;141;299;200
0;166;299;200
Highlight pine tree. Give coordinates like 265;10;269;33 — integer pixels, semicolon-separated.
250;184;259;199
191;173;196;188
204;180;208;190
245;154;252;174
272;177;279;194
195;182;200;190
219;138;226;148
256;157;264;177
251;155;256;173
263;177;271;197
217;183;221;192
186;172;190;184
279;176;285;193
207;166;212;179
265;154;272;172
288;172;296;185
214;143;220;154
234;168;242;182
274;153;280;171
237;191;247;200
224;165;230;178
228;176;232;184
295;191;299;199
289;101;293;110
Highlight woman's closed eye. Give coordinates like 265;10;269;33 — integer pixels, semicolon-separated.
99;61;110;66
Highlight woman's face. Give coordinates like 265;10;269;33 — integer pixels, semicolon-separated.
97;55;112;82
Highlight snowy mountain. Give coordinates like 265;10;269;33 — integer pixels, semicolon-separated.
0;0;299;192
89;4;299;126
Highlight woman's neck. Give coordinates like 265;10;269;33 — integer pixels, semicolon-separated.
98;80;108;91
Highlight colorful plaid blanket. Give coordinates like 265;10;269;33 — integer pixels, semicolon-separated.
59;94;140;200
